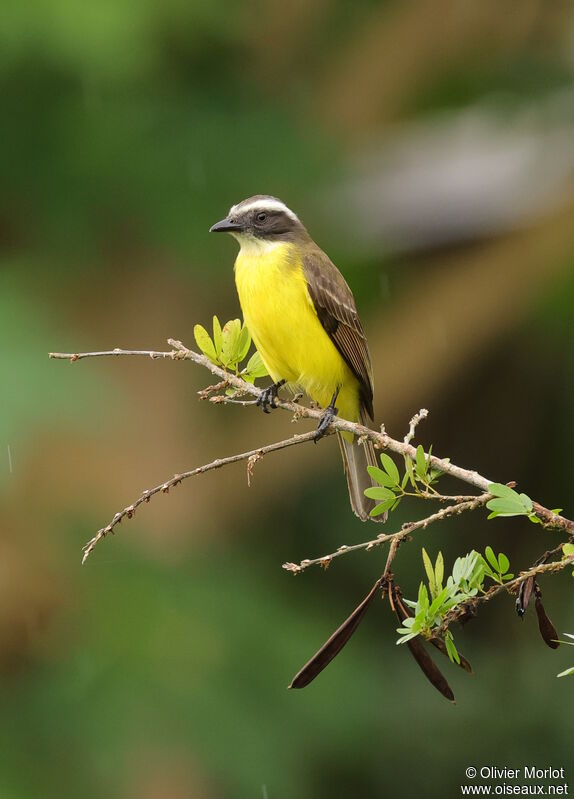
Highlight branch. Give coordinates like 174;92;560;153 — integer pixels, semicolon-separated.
282;494;491;574
50;339;574;564
52;341;493;484
80;429;327;564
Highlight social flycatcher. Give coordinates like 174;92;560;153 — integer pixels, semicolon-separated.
210;195;383;522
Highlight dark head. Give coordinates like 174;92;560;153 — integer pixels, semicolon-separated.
209;195;308;249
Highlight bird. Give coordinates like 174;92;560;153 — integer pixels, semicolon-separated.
210;195;384;522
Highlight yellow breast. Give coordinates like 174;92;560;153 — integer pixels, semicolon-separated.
234;240;359;423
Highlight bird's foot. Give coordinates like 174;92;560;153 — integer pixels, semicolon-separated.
314;388;340;442
256;380;286;413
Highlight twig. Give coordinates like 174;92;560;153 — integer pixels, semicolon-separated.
49;347;180;362
81;429;326;564
282;494;491;574
383;537;401;579
404;408;429;445
198;379;230;399
50;340;263;397
400;491;479;503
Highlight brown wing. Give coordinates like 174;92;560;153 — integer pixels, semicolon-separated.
302;245;374;419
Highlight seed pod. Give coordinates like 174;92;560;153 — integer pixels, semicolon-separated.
406;635;455;703
289;577;382;689
535;597;559;650
389;582;455;700
516;576;535;618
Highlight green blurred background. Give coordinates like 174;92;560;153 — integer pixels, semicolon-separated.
2;1;574;796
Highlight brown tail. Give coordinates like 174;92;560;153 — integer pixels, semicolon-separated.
337;413;387;523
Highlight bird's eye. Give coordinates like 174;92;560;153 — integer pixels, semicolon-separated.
256;212;267;222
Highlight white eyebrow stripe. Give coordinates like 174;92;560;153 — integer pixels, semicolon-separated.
228;198;299;221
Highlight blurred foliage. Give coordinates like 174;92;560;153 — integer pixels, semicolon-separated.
0;268;108;493
1;0;341;275
2;0;574;797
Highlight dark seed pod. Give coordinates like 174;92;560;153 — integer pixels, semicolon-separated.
516;576;535;618
535;597;559;650
406;635;455;703
289;578;382;689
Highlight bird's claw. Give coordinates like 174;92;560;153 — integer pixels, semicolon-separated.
257;380;285;413
314;404;339;442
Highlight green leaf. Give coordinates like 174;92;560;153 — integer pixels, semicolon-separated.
404;455;416;488
468;551;484;582
519;493;533;512
451;551;484;589
497;552;510;574
412;608;427;625
428;585;455;619
487;484;533;518
484;546;499;572
418;582;429;612
236;323;252;363
380;453;400;486
488;482;520;499
367;466;397;488
451;559;461;585
486;497;530;518
562;544;574;557
445;632;461;664
193;324;217;362
557;667;574;678
212;315;223;356
422;548;436;596
415;445;427;479
364;486;396;501
430;456;450;480
435;551;444;592
370;500;394;517
221;318;242;365
479;559;496;581
428;469;443;484
244;350;269;379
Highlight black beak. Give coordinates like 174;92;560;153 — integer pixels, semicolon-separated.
209;217;242;233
